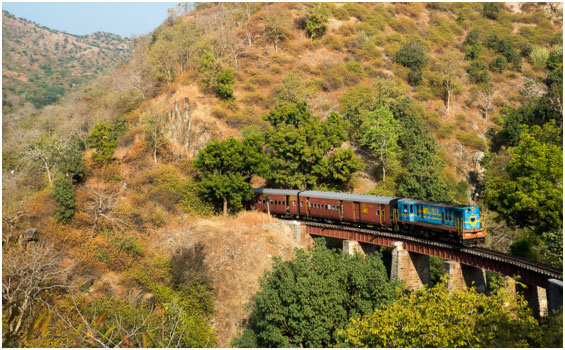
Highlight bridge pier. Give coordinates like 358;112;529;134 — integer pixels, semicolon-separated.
547;279;563;316
443;261;487;293
343;240;363;255
519;283;548;318
391;241;430;290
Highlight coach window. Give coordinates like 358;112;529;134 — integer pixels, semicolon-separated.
300;202;304;207
376;209;380;216
293;201;296;206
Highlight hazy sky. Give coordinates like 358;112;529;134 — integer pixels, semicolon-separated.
2;2;179;37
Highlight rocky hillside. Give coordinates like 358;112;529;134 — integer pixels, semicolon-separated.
1;2;562;348
2;10;131;114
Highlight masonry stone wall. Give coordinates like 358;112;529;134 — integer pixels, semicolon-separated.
391;241;430;290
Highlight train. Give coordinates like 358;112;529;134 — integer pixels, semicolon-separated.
249;188;485;247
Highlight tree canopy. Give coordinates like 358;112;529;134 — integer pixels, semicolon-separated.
340;277;559;348
263;102;362;190
233;239;400;348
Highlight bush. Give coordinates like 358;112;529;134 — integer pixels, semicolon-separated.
489;56;507;73
408;69;423;86
394;41;428;71
468;62;490;83
305;4;329;39
215;69;235;100
465;43;483;61
438;123;457;139
52;176;76;222
482;3;500;20
529;46;549;68
462;29;480;47
546;47;562;71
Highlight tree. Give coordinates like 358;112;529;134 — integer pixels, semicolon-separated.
394;41;428;71
304;4;329;39
58;138;86;183
433;53;463;112
359;106;401;182
263;12;290;53
144;110;168;164
215;69;235;100
52;175;77;223
340;277;549;348
233;240;400;348
484;122;562;234
262;102;360;190
23;134;64;184
316;149;364;190
193;137;264;216
87;118;126;163
477;82;497;121
2;242;69;346
396;113;452;202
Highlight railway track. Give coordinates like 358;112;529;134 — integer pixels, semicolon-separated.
300;220;563;281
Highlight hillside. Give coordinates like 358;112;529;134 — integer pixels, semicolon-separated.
2;10;131;114
2;2;562;348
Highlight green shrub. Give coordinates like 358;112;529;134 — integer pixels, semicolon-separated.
529;46;549;68
88;117;127;163
546;47;562;70
489;56;507;73
465;43;483;61
215;69;235;100
52;176;77;222
408;69;423;86
456;132;486;151
468;62;490;83
462;29;480;47
394;41;428;71
305;4;329;39
482;3;500;20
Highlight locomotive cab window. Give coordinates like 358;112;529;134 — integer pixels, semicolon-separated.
410;205;414;214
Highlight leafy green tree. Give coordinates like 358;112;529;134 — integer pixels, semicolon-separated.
58;139;86;183
233;240;400;348
52;175;77;222
316;149;364;190
360;106;401;182
215;69;235;100
340;277;546;348
462;29;480;47
193;137;265;216
262;102;360;190
396;113;452;202
305;4;329;39
394;41;428;71
465;42;483;61
87;120;122;163
484;122;562;234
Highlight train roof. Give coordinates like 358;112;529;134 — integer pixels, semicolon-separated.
253;188;301;196
398;198;477;209
300;190;397;204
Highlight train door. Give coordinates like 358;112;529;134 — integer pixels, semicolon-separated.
354;202;361;222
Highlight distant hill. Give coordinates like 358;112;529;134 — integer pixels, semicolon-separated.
2;10;131;113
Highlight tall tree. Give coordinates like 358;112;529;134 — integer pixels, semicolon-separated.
359;106;401;182
396;113;452;202
434;53;463;112
193;137;266;216
263;102;361;190
233;240;399;348
263;12;290;53
144;110;168;164
484;122;562;234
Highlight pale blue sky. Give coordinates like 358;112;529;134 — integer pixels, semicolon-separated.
2;2;180;37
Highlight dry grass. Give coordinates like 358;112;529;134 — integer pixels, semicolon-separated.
145;211;310;346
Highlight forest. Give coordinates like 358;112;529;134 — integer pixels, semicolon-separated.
2;2;563;347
